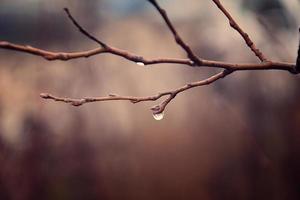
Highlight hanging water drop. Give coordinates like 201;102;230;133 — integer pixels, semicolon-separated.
153;112;164;121
136;62;145;66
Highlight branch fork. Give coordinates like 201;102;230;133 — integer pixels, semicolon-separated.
0;0;298;118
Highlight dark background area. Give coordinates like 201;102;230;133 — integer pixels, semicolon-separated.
0;0;300;199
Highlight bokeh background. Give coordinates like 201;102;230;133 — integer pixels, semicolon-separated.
1;0;300;199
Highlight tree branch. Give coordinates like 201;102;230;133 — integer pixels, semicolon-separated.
0;0;299;118
0;41;294;71
211;0;268;62
147;0;202;65
0;41;192;65
64;8;107;48
40;69;232;115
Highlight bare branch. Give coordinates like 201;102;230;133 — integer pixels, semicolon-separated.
200;59;295;72
0;5;295;72
0;41;294;72
149;69;233;114
0;41;192;65
40;69;232;114
0;1;299;117
64;8;107;48
211;0;268;62
148;0;202;65
0;8;195;67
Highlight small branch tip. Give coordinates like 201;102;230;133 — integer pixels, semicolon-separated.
40;93;50;99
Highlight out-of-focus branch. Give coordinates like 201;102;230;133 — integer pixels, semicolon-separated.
296;28;300;73
0;0;299;118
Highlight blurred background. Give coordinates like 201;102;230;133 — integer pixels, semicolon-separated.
1;0;300;199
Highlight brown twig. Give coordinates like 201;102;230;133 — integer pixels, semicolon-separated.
64;8;107;48
0;41;294;71
0;0;299;117
40;69;232;114
148;0;202;65
0;41;192;65
211;0;268;62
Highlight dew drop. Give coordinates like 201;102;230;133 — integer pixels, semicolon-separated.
153;112;164;121
136;62;145;66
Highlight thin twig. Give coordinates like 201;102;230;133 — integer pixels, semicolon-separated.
64;8;107;48
148;0;202;65
211;0;268;62
40;69;232;114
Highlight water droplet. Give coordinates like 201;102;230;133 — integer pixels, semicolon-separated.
153;112;164;121
136;62;145;66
